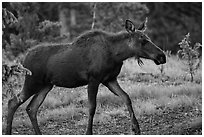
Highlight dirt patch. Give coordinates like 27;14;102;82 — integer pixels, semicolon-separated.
4;106;201;135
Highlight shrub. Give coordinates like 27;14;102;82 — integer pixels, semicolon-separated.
177;33;201;82
37;20;61;41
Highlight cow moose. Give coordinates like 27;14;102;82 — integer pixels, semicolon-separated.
6;18;166;135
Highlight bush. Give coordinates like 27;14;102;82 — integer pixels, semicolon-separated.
177;33;201;82
37;20;62;41
9;36;38;56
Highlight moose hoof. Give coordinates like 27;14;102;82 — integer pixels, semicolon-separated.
85;130;92;135
86;132;92;135
132;125;141;135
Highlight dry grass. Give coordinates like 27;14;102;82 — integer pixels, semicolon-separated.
2;55;202;134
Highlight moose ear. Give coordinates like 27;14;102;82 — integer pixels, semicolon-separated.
125;20;135;33
138;17;148;31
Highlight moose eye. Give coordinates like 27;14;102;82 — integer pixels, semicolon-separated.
139;35;143;39
141;39;148;46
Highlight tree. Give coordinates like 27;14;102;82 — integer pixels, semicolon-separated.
2;2;149;56
146;2;202;53
95;2;149;32
2;7;18;47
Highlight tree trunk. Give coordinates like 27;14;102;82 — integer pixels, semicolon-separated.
70;9;76;26
91;3;97;29
59;8;70;39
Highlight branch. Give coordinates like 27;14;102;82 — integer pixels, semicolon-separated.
91;3;97;29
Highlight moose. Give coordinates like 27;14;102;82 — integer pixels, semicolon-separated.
6;18;166;135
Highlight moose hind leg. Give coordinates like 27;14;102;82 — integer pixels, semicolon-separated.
104;80;140;135
26;85;53;135
6;88;33;134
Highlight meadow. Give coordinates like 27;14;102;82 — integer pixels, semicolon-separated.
2;55;202;135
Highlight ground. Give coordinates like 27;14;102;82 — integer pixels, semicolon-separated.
8;111;202;135
2;57;202;135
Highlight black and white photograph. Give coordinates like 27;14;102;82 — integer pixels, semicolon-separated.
2;1;202;135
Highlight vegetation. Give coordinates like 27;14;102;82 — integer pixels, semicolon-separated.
178;33;201;82
2;2;202;56
2;55;202;135
2;2;202;135
145;2;202;53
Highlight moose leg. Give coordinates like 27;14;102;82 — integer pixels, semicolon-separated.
26;85;53;135
86;80;100;135
6;86;33;135
104;80;140;135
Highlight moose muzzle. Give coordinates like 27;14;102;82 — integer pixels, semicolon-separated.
154;54;166;65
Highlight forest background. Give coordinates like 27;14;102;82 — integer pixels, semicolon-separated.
2;2;202;60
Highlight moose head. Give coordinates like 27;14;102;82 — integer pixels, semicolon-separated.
125;18;166;65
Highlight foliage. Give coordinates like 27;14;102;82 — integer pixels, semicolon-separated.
2;8;18;47
2;8;18;29
2;2;149;57
2;61;32;99
3;3;39;56
145;2;202;53
37;20;62;41
3;3;65;57
2;2;202;57
10;2;40;40
95;2;149;32
177;33;201;82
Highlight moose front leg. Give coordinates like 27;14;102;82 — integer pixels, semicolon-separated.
104;79;141;135
86;79;100;135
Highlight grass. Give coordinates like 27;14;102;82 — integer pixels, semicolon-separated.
2;55;202;134
120;55;201;82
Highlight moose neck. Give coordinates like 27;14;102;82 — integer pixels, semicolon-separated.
109;32;135;62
